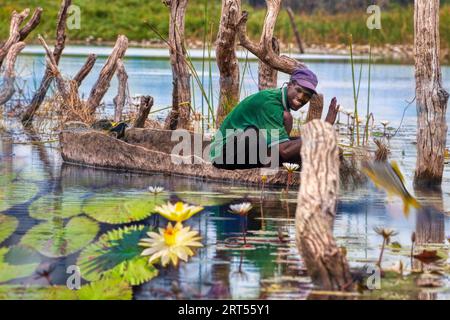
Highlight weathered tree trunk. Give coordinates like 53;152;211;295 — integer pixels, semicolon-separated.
133;96;154;128
113;59;128;122
258;37;280;90
73;54;97;87
86;35;129;115
0;9;30;68
237;0;304;75
21;0;71;125
0;42;26;106
286;7;305;54
215;0;241;127
306;93;324;122
414;0;449;189
164;0;192;130
295;120;353;291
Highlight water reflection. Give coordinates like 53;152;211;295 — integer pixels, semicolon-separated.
1;124;450;299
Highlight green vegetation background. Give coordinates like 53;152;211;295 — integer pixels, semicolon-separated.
1;0;450;48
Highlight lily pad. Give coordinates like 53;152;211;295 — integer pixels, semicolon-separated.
0;278;132;300
0;285;77;300
20;216;99;258
0;245;41;283
0;180;39;212
83;192;167;224
77;225;158;285
77;278;132;300
0;214;18;244
28;193;83;220
175;191;235;206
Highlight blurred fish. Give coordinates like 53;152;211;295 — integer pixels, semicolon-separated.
362;160;421;215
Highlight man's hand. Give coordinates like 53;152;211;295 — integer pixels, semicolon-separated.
325;97;339;125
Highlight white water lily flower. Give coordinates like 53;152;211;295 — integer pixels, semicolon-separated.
282;163;300;173
140;222;203;267
148;186;165;194
380;120;390;127
154;201;203;222
229;202;253;216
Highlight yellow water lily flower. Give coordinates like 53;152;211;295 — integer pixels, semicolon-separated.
139;222;203;267
154;201;203;222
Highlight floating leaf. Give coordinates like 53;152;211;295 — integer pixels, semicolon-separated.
20;216;99;258
77;278;132;300
28;193;83;220
0;245;41;283
83;192;166;224
0;279;131;300
0;214;18;244
0;180;39;212
0;285;77;300
175;191;234;206
77;225;158;285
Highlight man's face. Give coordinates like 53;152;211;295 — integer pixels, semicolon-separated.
287;82;313;111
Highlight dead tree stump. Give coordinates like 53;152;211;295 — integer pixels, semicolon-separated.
164;0;192;130
86;35;128;115
113;59;128;122
295;120;353;291
216;0;241;127
306;93;323;122
0;42;26;105
414;0;449;189
258;37;280;90
21;0;72;125
133;96;154;128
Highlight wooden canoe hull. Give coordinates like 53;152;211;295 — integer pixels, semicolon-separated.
59;128;300;186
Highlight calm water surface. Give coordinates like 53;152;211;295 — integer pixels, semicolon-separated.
1;50;450;299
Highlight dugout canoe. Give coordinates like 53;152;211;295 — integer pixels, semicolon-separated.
59;127;301;186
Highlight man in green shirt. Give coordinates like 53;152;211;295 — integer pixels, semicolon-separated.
210;67;338;170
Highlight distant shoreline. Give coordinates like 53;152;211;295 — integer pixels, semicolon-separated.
19;40;439;65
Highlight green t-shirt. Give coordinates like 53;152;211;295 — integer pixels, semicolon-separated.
209;88;290;161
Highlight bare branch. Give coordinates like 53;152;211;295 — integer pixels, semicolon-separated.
22;0;72;125
0;42;26;105
0;9;30;68
236;1;304;75
86;35;129;115
73;54;97;87
19;7;43;41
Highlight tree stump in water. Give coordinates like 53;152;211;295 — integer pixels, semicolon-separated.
216;0;241;127
113;59;128;123
133;96;154;128
305;93;323;123
295;120;353;291
164;0;192;130
414;0;449;189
